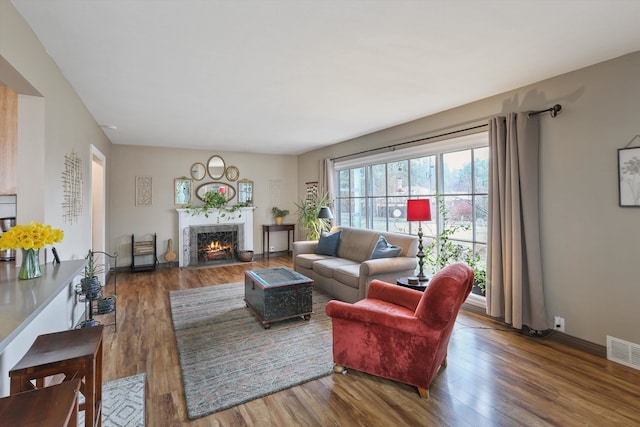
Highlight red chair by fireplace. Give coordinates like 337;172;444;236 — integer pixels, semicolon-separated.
325;262;474;399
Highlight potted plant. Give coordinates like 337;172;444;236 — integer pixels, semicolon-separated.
97;292;116;314
186;189;246;218
462;250;487;296
78;318;100;328
424;198;487;296
81;250;103;299
271;207;289;225
294;192;330;240
202;189;229;209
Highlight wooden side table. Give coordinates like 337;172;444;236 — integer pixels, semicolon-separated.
0;378;81;427
262;223;295;258
396;276;430;292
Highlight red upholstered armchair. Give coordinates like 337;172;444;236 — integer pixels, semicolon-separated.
325;262;474;399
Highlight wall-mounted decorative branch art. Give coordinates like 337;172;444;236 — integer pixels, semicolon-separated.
61;149;83;224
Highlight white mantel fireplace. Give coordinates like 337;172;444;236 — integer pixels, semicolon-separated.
176;207;254;267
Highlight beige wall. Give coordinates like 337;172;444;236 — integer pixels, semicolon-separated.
0;86;18;194
110;145;298;265
1;0;299;265
299;52;640;347
5;0;639;347
0;1;112;260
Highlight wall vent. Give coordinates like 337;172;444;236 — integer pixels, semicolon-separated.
607;336;640;370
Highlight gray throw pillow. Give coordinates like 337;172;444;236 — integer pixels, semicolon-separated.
370;236;402;259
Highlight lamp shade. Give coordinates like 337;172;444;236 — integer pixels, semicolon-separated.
406;199;431;222
318;206;333;219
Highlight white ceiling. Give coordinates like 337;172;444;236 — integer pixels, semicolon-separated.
11;0;640;155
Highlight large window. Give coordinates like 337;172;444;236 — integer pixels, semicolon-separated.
335;132;488;275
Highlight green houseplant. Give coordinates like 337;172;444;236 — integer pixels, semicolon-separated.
78;250;105;327
271;207;289;225
186;189;246;218
463;250;487;295
97;292;116;314
424;198;487;295
295;192;330;240
81;250;103;299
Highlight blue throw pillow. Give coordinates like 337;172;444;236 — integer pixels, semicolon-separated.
370;236;402;259
315;230;342;256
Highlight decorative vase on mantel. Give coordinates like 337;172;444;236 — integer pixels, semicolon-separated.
19;248;42;280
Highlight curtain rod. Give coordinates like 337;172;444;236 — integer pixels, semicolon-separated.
331;123;488;161
528;104;562;118
331;104;564;162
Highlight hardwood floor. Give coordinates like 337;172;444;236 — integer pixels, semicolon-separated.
102;256;640;426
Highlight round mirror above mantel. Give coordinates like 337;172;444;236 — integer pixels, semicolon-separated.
195;182;236;202
225;165;239;182
190;162;206;181
207;155;225;180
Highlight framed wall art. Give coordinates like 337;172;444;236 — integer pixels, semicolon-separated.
619;146;640;207
306;181;318;201
174;177;193;206
135;176;153;207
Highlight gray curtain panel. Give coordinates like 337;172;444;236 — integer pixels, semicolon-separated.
320;158;335;207
487;113;548;331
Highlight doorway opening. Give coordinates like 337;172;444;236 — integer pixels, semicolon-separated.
91;145;106;281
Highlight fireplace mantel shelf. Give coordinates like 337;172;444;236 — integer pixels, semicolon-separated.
176;207;255;267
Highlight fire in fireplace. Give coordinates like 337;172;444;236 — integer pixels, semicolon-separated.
198;231;235;262
188;224;240;266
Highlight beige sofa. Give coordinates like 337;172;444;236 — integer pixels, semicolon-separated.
293;226;419;303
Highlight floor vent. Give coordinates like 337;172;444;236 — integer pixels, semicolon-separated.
607;336;640;370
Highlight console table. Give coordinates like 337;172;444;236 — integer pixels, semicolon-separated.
262;224;295;258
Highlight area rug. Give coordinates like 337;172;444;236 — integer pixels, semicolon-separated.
169;282;334;420
78;373;146;426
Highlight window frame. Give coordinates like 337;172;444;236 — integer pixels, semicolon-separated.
334;131;489;272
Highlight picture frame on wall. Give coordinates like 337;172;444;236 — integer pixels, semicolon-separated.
618;147;640;207
175;177;193;206
306;181;318;201
135;176;153;207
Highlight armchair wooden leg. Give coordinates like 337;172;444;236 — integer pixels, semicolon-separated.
418;387;430;400
333;364;346;374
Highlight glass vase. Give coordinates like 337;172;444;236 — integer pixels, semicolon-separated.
19;248;42;280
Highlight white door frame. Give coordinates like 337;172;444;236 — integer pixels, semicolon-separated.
90;145;106;261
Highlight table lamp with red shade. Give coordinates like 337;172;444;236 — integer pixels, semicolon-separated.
407;199;432;282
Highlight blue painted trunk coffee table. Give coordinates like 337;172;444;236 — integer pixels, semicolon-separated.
244;267;313;329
